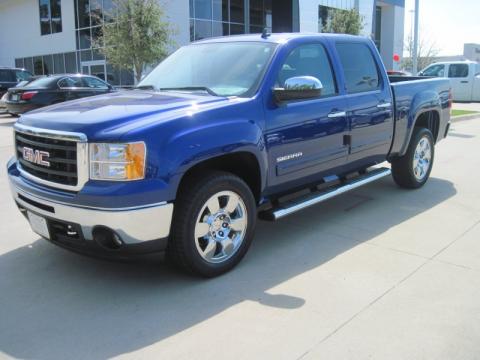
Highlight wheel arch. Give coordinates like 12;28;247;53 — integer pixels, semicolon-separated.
176;151;264;203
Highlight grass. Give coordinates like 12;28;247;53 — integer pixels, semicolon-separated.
451;109;479;117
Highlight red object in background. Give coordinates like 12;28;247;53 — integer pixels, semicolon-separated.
393;54;401;62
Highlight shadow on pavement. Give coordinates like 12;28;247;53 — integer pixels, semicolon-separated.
0;177;456;359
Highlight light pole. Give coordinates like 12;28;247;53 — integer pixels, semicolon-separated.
412;0;420;74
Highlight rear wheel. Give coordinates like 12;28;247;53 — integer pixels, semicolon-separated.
167;171;257;277
391;127;435;189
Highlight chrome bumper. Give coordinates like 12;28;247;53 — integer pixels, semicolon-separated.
10;184;174;244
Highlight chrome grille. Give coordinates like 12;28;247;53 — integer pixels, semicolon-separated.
13;123;88;191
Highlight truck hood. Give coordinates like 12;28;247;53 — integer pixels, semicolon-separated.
17;90;231;139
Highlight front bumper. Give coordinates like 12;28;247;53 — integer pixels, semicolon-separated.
9;179;174;256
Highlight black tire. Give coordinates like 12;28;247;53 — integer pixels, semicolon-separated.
167;171;257;277
391;127;435;189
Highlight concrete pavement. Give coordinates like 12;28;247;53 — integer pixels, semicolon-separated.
0;113;479;359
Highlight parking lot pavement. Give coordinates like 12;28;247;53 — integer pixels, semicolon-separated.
0;118;479;360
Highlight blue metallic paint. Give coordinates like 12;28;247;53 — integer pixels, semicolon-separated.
8;33;450;209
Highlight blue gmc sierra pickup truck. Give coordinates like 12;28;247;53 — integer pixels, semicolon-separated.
7;33;451;277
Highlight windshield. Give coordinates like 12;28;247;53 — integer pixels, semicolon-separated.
138;41;277;97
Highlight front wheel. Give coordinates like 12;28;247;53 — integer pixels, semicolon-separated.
167;171;257;277
391;127;435;189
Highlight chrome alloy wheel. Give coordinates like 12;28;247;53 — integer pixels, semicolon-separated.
413;136;432;181
194;191;248;264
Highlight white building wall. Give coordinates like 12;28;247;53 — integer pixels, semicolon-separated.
0;0;76;67
0;0;189;68
379;4;404;70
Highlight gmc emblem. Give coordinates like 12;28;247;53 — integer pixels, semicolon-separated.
22;147;50;167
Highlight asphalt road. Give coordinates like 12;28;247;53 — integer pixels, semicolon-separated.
1;113;479;359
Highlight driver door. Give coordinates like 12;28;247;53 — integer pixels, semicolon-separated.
264;43;348;189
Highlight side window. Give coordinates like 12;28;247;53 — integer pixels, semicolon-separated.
15;70;32;82
82;77;109;89
58;77;82;88
336;43;381;93
277;43;337;97
448;64;469;78
421;64;445;77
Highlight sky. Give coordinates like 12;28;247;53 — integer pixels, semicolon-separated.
404;0;480;56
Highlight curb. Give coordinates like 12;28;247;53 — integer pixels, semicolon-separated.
451;114;480;123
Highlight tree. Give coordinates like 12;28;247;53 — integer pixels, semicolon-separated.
93;0;174;83
402;32;440;72
323;8;364;35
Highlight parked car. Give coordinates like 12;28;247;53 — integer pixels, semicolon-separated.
7;33;451;277
419;61;480;102
5;74;114;115
1;76;45;115
0;67;33;98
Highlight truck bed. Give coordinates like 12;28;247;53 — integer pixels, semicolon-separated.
388;76;451;158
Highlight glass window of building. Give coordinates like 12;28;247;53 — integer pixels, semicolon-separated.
53;54;65;73
190;0;271;41
65;52;78;73
73;0;133;86
39;0;62;35
250;0;271;33
15;59;24;69
43;55;54;75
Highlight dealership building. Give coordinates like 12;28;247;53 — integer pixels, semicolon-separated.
0;0;404;86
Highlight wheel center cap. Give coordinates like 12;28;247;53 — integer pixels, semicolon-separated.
209;213;231;237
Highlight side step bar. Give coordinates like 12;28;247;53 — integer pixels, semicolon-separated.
260;167;391;221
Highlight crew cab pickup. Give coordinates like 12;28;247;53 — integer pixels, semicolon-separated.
419;60;480;102
7;33;451;277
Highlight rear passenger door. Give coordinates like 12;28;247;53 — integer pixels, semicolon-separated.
448;63;471;101
265;42;348;188
335;42;393;164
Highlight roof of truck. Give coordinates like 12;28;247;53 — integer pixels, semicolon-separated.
194;32;365;45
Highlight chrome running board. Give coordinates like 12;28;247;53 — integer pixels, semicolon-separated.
260;167;391;221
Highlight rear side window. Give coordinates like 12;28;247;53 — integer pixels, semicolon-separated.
0;70;15;82
82;77;109;89
58;77;83;88
448;64;469;78
277;43;337;97
336;43;380;93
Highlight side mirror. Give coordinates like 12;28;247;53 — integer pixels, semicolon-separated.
273;76;323;103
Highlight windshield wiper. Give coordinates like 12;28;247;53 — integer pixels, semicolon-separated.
158;86;218;96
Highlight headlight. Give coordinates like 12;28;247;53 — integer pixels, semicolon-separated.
89;142;146;181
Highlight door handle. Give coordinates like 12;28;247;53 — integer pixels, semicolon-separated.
377;102;392;109
327;111;347;118
461;81;469;84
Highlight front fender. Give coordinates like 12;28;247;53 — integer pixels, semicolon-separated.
167;118;267;182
